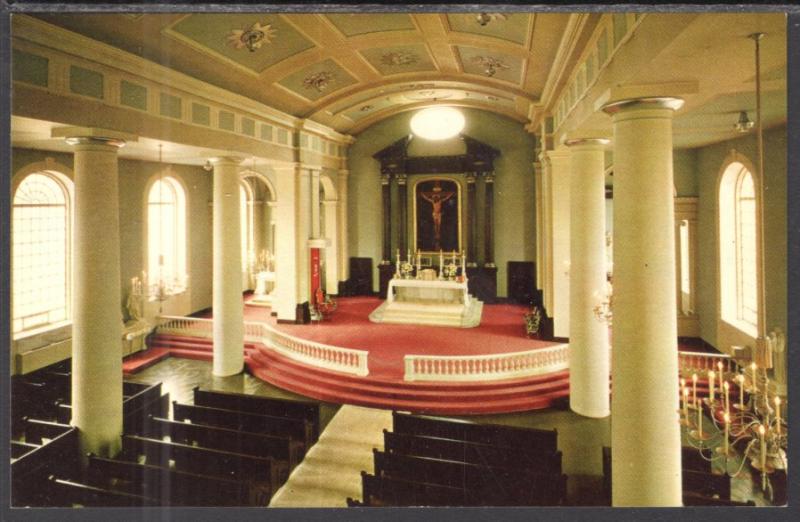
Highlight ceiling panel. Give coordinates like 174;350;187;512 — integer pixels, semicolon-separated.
277;58;358;102
446;13;530;46
456;46;524;85
167;14;316;74
324;13;417;37
359;44;438;76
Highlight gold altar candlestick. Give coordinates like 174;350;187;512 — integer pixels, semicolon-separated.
708;370;715;403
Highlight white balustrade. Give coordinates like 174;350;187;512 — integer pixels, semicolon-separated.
155;315;369;377
404;343;570;382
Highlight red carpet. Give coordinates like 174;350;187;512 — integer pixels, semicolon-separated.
238;296;559;381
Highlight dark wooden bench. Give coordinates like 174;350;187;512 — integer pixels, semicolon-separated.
86;454;270;506
682;446;713;473
193;387;320;442
683;491;755;506
53;386;169;434
121;434;277;500
145;416;300;481
383;430;562;474
23;418;72;445
373;449;566;506
11;426;79;506
11;440;39;460
47;475;160;507
392;411;558;454
173;401;314;450
359;471;471;506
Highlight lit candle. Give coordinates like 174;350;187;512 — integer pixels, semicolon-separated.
774;397;782;435
692;373;698;408
759;424;767;471
723;381;730;415
717;361;724;390
682;387;689;420
708;370;715;403
723;413;730;455
697;404;704;437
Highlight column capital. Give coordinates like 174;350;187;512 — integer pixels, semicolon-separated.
380;173;392;185
563;137;611;149
210;155;246;166
465;172;477;183
601;97;684;116
52;126;136;149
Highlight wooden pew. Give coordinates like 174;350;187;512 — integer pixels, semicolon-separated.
145;416;300;480
193;387;321;442
86;454;269;506
683;492;755;506
682;446;713;473
359;471;469;506
11;427;79;506
383;430;562;474
173;401;314;450
11;441;39;460
392;411;558;454
121;434;277;500
123;385;169;435
23;418;72;445
47;475;160;507
373;449;567;506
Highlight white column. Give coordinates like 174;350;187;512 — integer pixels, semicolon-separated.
212;157;244;377
534;161;544;292
603;96;684;507
274;166;299;321
61;130;131;457
310;169;321;239
565;138;610;418
337;169;350;282
539;153;553;314
296;167;311;306
548;150;571;338
323;199;339;295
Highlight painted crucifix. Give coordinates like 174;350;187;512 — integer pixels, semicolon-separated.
419;180;456;251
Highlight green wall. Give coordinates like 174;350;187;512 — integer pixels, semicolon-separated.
693;126;787;348
348;109;537;296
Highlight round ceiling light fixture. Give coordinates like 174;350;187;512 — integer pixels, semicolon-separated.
410;107;465;140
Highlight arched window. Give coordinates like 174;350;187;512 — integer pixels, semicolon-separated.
719;161;758;336
13;172;72;335
240;181;254;270
147;176;186;292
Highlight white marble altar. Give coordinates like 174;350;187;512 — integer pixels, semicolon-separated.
370;278;482;328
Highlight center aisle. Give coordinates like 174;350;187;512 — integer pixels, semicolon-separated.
269;405;392;507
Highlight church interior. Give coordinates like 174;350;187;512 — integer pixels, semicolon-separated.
6;10;791;510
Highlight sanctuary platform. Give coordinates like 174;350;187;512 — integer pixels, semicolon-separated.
369;278;483;328
125;297;571;414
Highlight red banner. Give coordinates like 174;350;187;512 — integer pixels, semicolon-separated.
310;247;321;300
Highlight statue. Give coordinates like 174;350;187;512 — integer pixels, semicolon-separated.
420;180;455;250
768;328;786;393
126;277;144;322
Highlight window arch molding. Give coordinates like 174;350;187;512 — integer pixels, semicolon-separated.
12;160;74;337
716;150;762;344
142;171;189;294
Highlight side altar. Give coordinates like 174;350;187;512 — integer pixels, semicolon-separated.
369;251;483;328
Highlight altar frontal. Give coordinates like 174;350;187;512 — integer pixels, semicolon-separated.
370;250;483;328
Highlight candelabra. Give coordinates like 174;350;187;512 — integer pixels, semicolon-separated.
681;359;787;499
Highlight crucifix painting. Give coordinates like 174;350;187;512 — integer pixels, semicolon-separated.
415;179;460;252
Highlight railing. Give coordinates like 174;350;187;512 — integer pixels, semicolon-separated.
156;315;213;338
155;315;369;377
404;343;570;382
678;350;739;377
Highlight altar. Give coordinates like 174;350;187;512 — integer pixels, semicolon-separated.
247;271;276;307
369;277;483;328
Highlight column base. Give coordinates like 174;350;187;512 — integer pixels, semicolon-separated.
570;401;610;419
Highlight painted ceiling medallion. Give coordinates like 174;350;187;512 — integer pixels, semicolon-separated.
471;55;510;77
475;13;508;26
303;71;336;93
380;51;420;66
360;105;373;112
226;22;277;52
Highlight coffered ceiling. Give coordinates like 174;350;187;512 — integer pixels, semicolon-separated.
29;12;576;134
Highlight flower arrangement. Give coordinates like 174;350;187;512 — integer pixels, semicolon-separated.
400;261;414;278
524;305;542;337
443;263;458;279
